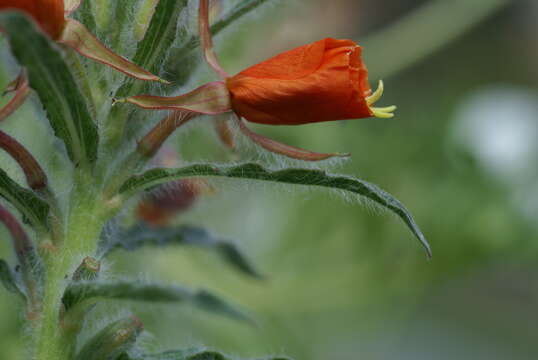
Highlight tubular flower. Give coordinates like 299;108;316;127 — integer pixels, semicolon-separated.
226;38;395;125
0;0;166;82
118;0;395;161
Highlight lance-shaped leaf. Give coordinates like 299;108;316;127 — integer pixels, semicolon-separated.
0;259;24;297
0;203;44;311
118;81;232;115
119;163;431;257
60;19;169;83
0;169;49;231
115;0;188;98
0;12;98;164
120;348;291;360
76;317;143;360
63;280;252;323
99;222;262;279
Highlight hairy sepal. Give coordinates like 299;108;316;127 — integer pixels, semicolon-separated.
59;18;168;83
119;81;232;114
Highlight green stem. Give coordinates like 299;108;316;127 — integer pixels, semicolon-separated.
34;169;108;360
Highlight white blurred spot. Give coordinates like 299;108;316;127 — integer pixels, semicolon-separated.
452;86;538;182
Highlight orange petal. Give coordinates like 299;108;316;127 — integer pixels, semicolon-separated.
0;71;30;122
59;19;168;83
235;116;349;162
227;38;373;125
118;81;232;115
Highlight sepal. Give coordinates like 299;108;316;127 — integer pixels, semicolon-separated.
0;71;30;122
59;19;168;83
64;0;83;16
118;81;232;114
236;117;349;161
0;131;48;190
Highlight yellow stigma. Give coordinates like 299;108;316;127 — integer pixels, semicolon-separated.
366;80;396;118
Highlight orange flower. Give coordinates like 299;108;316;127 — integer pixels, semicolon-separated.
227;38;392;125
119;0;395;161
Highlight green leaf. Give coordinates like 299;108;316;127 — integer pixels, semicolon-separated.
120;348;290;360
0;259;23;297
0;12;99;165
0;169;49;231
99;222;262;279
119;163;431;257
115;0;188;98
120;348;291;360
63;280;252;323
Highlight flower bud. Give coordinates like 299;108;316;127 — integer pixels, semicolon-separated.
72;256;100;282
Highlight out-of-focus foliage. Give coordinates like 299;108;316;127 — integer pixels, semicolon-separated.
1;0;537;359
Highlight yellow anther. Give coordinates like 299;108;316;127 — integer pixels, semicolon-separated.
375;105;397;112
366;80;384;106
365;80;396;118
371;105;397;118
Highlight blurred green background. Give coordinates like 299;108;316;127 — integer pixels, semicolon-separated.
1;0;538;359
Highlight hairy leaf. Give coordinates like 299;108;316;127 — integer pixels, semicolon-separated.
0;169;49;231
63;280;251;323
115;0;188;98
119;163;431;257
0;12;99;165
120;347;291;360
99;222;262;279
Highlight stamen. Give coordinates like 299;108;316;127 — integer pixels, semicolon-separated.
371;105;397;119
375;105;397;112
366;80;384;106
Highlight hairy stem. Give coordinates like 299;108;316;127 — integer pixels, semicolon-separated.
34;168;108;360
